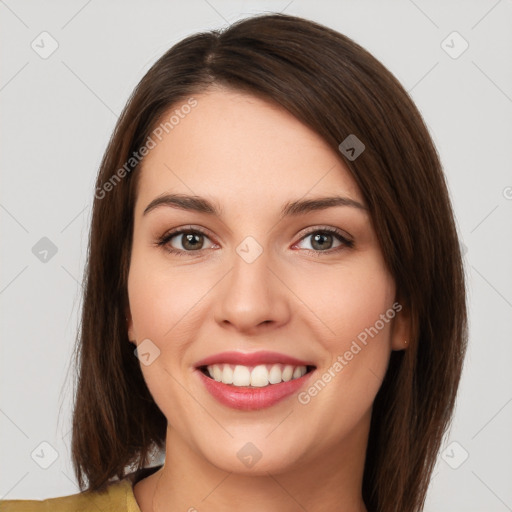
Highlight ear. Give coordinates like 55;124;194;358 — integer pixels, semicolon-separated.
390;299;411;351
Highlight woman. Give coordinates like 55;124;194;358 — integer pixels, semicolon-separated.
2;12;467;512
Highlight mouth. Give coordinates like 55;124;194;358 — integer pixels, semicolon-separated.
198;363;316;388
195;362;317;411
193;350;317;410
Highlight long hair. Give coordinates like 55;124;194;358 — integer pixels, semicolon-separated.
71;13;468;512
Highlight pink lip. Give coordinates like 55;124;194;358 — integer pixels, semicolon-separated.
196;368;315;411
194;350;315;368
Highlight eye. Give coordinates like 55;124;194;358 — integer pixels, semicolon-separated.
156;226;216;256
293;227;354;255
156;225;354;257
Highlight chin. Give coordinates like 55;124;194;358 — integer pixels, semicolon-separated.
205;443;301;476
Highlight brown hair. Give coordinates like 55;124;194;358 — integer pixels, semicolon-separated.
71;13;468;511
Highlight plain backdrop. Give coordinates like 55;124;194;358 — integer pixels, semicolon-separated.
1;1;511;510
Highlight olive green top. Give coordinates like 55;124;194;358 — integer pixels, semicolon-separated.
0;465;162;512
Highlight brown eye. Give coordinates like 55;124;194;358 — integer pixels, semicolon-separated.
175;232;205;251
295;227;354;254
310;232;335;250
157;227;215;256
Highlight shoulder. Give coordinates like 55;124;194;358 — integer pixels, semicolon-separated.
0;478;139;512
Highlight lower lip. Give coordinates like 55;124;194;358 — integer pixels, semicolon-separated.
196;368;315;411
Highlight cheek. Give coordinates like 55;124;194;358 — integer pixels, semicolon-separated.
126;255;201;420
292;251;395;393
296;253;394;342
127;250;207;341
294;263;395;428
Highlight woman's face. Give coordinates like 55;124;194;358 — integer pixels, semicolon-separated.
127;87;409;475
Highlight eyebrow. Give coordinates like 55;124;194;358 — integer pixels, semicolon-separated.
143;193;368;218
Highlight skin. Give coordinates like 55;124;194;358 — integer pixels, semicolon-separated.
127;87;410;512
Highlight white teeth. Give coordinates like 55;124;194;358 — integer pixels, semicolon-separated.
222;364;234;384
292;366;304;379
282;365;294;382
268;364;282;384
205;363;310;387
250;365;269;387
212;364;223;382
232;365;251;386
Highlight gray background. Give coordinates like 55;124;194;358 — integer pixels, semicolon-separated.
1;0;511;510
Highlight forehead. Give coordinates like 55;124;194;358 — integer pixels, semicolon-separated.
136;88;364;215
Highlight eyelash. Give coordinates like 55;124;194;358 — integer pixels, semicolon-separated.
155;225;354;258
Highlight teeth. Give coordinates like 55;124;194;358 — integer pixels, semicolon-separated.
268;364;282;384
250;365;269;387
205;363;309;387
233;365;251;386
222;365;233;384
282;365;294;382
212;364;223;382
292;366;303;379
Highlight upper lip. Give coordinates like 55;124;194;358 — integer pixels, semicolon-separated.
194;351;316;368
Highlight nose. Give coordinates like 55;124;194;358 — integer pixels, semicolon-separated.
214;244;291;334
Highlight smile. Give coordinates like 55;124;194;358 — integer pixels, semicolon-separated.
194;353;316;410
200;363;314;387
